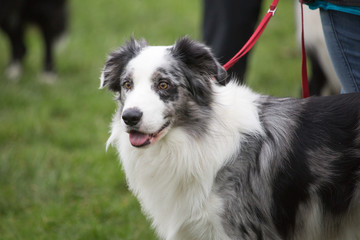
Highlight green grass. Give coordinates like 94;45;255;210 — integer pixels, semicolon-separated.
0;0;301;239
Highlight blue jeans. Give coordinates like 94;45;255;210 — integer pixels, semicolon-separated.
320;9;360;93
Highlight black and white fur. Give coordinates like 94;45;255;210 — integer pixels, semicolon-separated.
100;37;360;240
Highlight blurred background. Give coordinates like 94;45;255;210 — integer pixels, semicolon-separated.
0;0;306;239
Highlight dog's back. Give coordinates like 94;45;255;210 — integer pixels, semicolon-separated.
216;93;360;240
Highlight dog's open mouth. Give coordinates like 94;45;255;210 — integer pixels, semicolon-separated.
129;121;170;147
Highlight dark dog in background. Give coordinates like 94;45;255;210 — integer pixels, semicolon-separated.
0;0;68;80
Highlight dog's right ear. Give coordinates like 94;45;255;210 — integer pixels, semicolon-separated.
99;38;148;91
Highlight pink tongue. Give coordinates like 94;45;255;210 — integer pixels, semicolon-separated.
129;131;150;147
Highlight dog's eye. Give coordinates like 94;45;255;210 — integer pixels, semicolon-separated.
158;81;169;90
122;81;133;90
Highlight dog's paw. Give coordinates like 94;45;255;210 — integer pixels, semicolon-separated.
39;71;57;84
5;61;22;81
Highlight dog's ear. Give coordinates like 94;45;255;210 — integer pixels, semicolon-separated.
100;38;148;91
171;37;227;85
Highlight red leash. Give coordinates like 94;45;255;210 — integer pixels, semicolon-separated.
300;0;310;98
222;0;310;98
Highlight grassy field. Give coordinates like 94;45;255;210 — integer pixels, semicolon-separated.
0;0;301;239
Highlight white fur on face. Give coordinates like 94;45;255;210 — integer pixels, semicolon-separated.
122;46;171;134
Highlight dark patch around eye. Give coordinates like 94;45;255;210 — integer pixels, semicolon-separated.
153;80;179;102
152;69;179;103
160;87;179;102
153;81;179;103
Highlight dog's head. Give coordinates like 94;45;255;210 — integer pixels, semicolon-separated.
100;37;227;147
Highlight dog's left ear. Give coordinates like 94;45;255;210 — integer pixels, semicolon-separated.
171;37;228;85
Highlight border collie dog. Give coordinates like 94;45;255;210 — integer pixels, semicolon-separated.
0;0;67;79
100;37;360;240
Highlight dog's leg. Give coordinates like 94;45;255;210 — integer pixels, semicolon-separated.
2;19;26;80
308;52;327;96
37;3;68;84
36;18;57;84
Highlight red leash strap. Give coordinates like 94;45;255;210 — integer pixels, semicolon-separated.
222;0;279;71
300;0;310;98
223;0;310;98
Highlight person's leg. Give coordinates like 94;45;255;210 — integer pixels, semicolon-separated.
202;0;263;82
320;9;360;93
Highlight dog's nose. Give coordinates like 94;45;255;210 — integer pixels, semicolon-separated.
122;108;143;126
